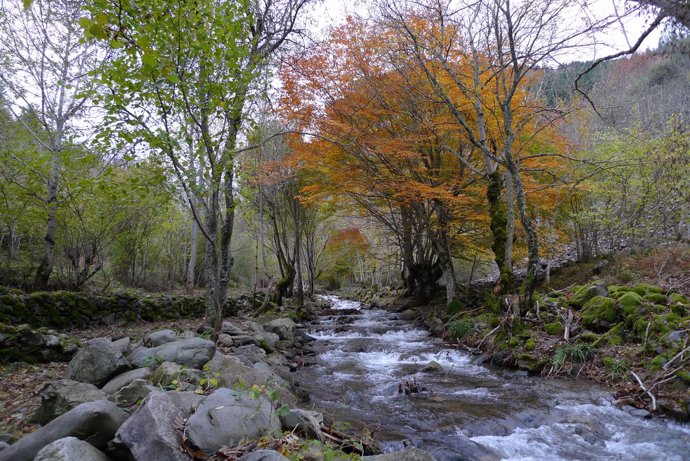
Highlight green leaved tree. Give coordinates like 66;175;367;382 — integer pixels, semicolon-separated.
83;0;310;336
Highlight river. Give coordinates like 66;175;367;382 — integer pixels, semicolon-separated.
295;295;690;461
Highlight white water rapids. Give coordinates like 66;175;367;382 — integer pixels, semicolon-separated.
295;295;690;461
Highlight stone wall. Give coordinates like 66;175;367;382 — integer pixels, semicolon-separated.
0;287;207;329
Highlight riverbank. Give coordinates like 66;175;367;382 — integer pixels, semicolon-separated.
295;295;690;460
344;259;690;423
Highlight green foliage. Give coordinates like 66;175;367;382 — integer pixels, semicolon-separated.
524;338;536;351
602;356;627;379
447;319;473;340
552;343;594;369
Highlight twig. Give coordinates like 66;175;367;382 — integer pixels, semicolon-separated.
644;321;651;346
631;371;656;412
472;325;501;353
663;343;690;370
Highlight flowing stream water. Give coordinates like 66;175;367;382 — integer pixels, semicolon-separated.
295;295;690;461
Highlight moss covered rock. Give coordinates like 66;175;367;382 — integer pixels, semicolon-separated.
515;353;545;374
618;292;643;316
569;282;608;309
669;293;688;305
632;283;664;296
644;293;667;304
544;321;564;336
581;296;618;332
649;355;666;371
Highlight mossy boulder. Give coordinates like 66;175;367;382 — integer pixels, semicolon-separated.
632;283;664;296
544;321;564;336
581;296;618;332
644;293;667;304
569;282;608;309
515;353;545;374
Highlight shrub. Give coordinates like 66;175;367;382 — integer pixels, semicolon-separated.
448;319;473;340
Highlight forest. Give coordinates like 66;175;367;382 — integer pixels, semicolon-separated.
0;0;689;459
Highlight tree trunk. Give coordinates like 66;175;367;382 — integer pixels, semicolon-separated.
486;170;513;293
186;214;199;294
34;150;59;290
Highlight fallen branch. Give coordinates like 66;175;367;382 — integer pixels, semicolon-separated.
631;371;656;412
662;342;689;370
472;325;501;353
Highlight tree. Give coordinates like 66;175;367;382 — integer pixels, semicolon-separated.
85;0;310;336
378;0;588;307
0;0;104;289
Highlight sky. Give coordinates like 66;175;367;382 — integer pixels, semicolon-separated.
306;0;664;63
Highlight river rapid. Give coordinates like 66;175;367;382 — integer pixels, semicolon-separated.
295;295;690;461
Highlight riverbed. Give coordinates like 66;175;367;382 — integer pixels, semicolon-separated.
295;295;690;461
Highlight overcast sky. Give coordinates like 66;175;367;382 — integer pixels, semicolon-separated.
306;0;664;63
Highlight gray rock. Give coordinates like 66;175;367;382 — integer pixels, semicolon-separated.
186;388;281;457
0;400;126;461
232;335;261;347
421;361;443;373
143;329;178;347
151;361;185;386
129;337;215;369
234;345;267;364
112;379;160;407
264;318;297;342
398;309;417;321
217;333;234;347
629;408;652;419
111;337;130;355
109;391;204;461
66;338;130;386
34;437;110;461
32;380;108;425
237;449;290;461
364;448;435;461
221;321;246;336
0;442;8;451
207;354;273;387
101;368;152;395
279;409;324;441
257;331;280;350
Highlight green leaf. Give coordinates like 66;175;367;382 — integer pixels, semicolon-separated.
22;0;33;9
142;51;158;69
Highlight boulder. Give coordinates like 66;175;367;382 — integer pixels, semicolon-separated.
421;361;443;373
111;337;130;355
151;361;186;386
32;380;108;425
234;345;267;364
398;309;417;321
217;333;234;347
34;437;110;461
101;368;152;395
0;442;8;452
569;283;608;309
129;337;215;369
0;400;126;461
185;388;281;457
237;450;290;461
221;321;246;336
279;409;324;441
264;318;297;342
363;448;435;461
66;338;130;386
581;296;619;332
112;379;160;407
206;354;273;387
143;329;177;347
109;391;204;461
